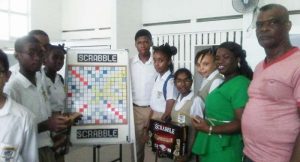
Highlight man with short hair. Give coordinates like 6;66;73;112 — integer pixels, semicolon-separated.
10;29;50;77
130;29;157;162
242;4;300;162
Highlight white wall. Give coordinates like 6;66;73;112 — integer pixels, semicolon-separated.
62;0;112;30
111;0;143;54
143;0;243;35
31;0;62;42
61;0;113;41
60;0;143;56
142;0;239;23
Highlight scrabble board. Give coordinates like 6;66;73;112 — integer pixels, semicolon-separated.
66;65;128;125
66;49;134;145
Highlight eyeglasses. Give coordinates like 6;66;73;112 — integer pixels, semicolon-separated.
175;79;192;85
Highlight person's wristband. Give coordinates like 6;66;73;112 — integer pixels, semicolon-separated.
208;126;213;135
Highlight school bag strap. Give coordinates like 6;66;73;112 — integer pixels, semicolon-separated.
58;74;64;84
155;74;174;100
163;74;174;100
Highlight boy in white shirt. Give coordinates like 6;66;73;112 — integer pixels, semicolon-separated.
130;29;157;162
4;36;69;162
0;50;38;162
10;29;50;78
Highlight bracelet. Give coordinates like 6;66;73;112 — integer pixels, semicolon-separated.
208;126;213;135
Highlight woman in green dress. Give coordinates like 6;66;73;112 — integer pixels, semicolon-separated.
191;41;253;162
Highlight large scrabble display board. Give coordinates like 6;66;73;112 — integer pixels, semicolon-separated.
66;49;134;145
67;66;128;125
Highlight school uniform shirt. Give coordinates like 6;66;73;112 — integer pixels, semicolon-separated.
8;63;20;80
199;70;223;93
172;92;200;161
4;72;53;148
0;97;38;162
194;70;223;118
130;54;157;106
173;91;204;119
150;70;178;113
40;69;66;112
175;92;204;116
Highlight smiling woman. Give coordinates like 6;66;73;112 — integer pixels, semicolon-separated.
192;42;253;162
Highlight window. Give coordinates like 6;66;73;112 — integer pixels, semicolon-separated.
0;0;30;40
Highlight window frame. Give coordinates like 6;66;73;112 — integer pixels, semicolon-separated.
0;0;30;41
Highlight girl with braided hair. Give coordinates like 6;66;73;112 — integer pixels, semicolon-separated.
149;43;178;121
146;43;179;162
41;44;68;162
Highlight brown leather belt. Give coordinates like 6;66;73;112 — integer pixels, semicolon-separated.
133;103;150;108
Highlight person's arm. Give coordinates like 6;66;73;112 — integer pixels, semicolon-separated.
289;107;300;162
192;108;243;134
190;96;204;118
161;99;175;120
161;78;177;120
38;115;69;133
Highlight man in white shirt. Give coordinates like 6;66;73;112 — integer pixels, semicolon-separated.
130;29;157;162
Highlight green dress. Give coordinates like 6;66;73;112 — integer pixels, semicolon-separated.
192;75;250;162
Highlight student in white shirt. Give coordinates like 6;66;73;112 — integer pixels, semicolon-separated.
130;29;157;162
41;44;68;162
4;35;69;162
147;43;178;162
195;47;223;101
171;68;203;162
150;43;178;121
191;47;224;161
0;50;38;162
10;29;50;78
41;45;66;113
